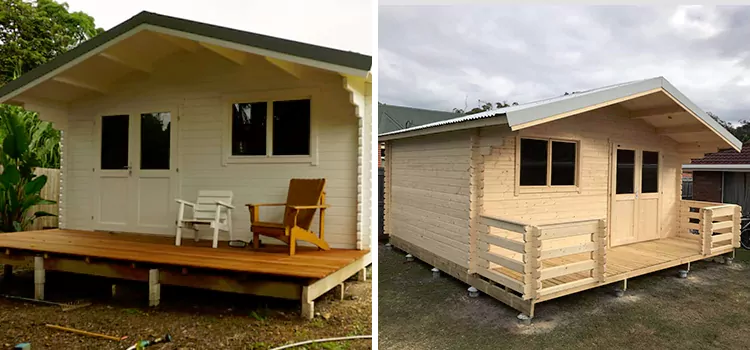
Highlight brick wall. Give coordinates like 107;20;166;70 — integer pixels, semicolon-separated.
692;171;722;203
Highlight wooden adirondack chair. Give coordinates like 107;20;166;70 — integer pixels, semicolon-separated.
246;179;330;255
175;190;235;248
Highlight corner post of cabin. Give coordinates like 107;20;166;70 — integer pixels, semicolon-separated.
383;141;392;236
468;131;482;275
733;205;741;249
301;285;314;320
34;256;45;300
593;219;607;282
523;225;541;300
148;269;160;307
701;208;713;256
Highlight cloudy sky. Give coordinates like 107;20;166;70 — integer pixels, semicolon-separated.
64;0;372;55
379;5;750;124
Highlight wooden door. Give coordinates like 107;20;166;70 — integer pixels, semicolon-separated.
610;144;661;247
95;109;179;234
131;111;179;234
95;114;133;232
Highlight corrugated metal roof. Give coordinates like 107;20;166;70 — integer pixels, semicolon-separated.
378;76;742;151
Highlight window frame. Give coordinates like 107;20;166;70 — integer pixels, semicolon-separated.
515;135;581;195
222;88;318;165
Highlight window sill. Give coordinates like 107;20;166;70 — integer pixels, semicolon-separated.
225;155;316;165
518;185;579;194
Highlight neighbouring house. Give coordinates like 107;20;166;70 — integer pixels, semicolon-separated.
684;143;750;216
378;103;458;166
0;11;372;318
380;76;742;318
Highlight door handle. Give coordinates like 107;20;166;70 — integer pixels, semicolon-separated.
124;164;132;176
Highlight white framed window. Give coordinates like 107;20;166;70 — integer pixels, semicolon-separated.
222;89;318;165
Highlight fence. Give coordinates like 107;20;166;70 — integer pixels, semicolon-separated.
28;168;60;230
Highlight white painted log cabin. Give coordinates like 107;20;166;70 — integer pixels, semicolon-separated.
380;77;743;317
0;12;373;250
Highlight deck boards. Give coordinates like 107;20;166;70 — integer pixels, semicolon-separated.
0;229;368;279
492;237;704;289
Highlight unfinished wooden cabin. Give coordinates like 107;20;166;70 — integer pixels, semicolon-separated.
380;77;742;318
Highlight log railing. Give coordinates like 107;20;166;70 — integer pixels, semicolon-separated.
477;215;606;300
679;200;740;255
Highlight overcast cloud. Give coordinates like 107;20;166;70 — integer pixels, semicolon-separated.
379;5;750;124
65;0;372;55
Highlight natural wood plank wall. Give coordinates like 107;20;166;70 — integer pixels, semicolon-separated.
389;130;473;268
479;106;683;238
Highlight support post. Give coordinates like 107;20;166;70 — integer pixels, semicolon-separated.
301;285;314;320
701;208;713;256
2;264;11;280
522;226;541;300
593;219;607;282
148;269;160;307
333;283;345;301
34;256;45;300
357;267;367;281
733;205;741;248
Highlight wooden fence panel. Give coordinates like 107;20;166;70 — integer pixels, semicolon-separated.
28;168;60;230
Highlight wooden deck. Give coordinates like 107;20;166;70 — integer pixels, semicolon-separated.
0;229;371;319
492;237;720;302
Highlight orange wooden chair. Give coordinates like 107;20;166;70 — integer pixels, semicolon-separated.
246;179;330;255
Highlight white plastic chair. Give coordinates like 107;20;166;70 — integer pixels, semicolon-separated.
175;190;234;248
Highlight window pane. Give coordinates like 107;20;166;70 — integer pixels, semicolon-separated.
141;112;171;170
642;151;659;193
232;102;267;156
520;138;548;186
101;115;129;170
272;99;310;156
551;141;576;186
616;149;635;194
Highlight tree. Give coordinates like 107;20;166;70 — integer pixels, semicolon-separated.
453;99;519;115
707;112;750;144
0;0;104;84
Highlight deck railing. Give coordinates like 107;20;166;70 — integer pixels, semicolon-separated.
477;215;606;300
679;200;740;255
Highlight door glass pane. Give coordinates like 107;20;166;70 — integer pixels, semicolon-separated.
232;102;267;155
141;112;171;170
520;138;548;186
642;151;659;193
551;141;576;185
616;149;635;194
272;99;311;155
101;115;129;170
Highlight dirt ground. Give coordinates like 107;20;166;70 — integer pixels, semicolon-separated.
0;265;372;350
379;242;750;350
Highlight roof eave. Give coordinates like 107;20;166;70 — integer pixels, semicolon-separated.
379;113;508;141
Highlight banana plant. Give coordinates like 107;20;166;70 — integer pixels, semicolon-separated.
0;105;57;232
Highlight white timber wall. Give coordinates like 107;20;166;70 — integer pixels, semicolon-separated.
480;107;682;238
62;49;362;248
388;130;473;267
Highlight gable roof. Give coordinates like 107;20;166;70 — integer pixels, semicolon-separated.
379;76;742;152
378;103;459;134
0;11;371;104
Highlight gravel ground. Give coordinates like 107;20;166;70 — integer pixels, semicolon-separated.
0;265;371;350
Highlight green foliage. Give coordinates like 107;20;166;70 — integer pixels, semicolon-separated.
0;105;60;168
0;105;57;232
708;111;750;144
453;99;519;115
0;0;104;84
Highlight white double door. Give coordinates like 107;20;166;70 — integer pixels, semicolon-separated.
94;107;179;234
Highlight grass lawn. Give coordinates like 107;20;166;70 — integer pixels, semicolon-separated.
379;242;750;350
